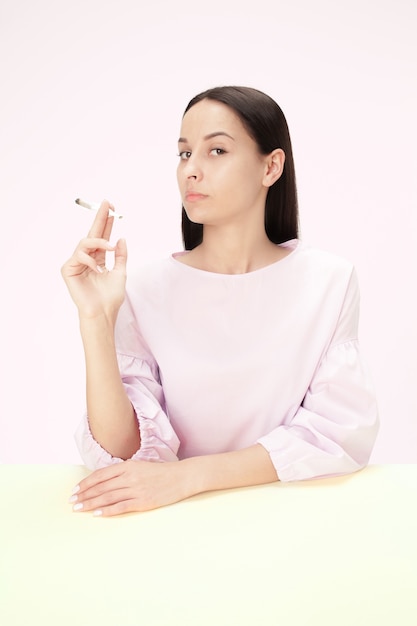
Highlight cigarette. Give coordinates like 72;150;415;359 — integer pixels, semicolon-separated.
75;198;123;219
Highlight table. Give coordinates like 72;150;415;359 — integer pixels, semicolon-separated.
1;464;416;625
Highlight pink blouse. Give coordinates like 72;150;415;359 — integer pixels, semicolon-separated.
75;239;379;481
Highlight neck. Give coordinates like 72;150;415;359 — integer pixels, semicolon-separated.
192;223;282;274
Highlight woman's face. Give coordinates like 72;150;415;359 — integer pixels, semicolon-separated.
177;99;272;229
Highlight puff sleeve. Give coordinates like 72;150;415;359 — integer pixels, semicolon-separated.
257;270;379;481
74;295;180;470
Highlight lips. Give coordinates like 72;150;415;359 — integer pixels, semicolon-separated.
185;191;208;202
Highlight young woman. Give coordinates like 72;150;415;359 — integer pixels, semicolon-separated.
62;86;379;517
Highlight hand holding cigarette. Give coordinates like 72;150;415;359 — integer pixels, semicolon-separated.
61;199;127;321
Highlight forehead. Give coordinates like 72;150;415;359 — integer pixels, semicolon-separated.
179;99;249;140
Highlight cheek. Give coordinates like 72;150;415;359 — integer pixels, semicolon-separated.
212;161;242;190
219;160;262;196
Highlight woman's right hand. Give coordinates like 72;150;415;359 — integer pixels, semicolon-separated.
61;200;127;322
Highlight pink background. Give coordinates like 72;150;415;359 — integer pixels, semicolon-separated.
1;0;415;464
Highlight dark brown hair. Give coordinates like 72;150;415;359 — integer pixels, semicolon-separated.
181;86;299;250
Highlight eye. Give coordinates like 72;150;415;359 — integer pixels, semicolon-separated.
178;151;192;160
209;148;226;156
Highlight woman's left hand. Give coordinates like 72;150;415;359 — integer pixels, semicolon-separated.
69;459;191;517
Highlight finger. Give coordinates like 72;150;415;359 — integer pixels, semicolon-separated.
72;463;125;496
70;250;106;275
62;249;109;279
93;499;144;517
113;238;128;272
63;238;112;274
72;487;134;513
72;472;129;503
70;239;114;273
87;200;114;239
75;236;115;268
76;237;115;253
101;204;115;242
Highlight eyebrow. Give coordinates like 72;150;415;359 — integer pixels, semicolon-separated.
178;131;235;143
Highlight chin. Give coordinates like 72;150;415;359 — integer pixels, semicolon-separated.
184;207;209;225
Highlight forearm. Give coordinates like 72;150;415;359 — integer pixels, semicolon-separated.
71;443;279;516
80;314;141;459
181;444;279;498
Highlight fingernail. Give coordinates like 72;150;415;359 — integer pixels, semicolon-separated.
71;485;80;495
73;503;83;512
68;495;78;503
96;265;104;273
93;510;103;517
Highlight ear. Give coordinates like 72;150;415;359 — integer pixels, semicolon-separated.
262;149;285;188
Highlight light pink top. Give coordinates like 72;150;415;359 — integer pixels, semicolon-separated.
75;239;379;481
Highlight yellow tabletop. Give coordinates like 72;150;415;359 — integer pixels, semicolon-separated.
0;464;416;626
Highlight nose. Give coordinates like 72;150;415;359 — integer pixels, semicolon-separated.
182;154;203;182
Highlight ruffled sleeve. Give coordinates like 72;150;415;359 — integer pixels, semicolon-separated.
257;268;379;481
74;292;180;470
74;353;180;469
257;339;379;481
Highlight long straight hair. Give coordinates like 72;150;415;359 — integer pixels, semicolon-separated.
181;86;299;250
